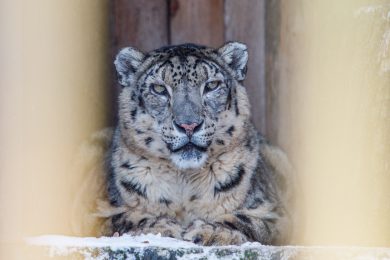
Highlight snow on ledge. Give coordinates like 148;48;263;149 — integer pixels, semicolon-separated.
26;234;294;259
27;234;390;260
28;233;201;250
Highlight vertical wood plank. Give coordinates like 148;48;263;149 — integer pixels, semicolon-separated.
264;0;294;153
169;0;224;46
225;0;267;134
111;0;168;52
109;0;168;121
265;0;282;146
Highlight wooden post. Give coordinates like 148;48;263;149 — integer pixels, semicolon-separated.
169;0;224;46
109;0;169;121
225;0;267;134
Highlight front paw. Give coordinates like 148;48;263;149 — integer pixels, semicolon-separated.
130;217;183;239
182;220;248;246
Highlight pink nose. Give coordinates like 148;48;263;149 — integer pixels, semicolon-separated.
180;123;198;135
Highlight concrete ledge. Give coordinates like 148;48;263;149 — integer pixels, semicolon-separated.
28;234;390;260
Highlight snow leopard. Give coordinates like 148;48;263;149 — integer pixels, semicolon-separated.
103;42;292;246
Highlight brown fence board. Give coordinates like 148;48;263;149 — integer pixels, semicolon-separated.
169;0;224;47
109;0;169;121
225;0;267;134
110;0;168;52
265;0;282;145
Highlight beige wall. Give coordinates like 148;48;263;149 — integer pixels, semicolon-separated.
0;0;109;258
275;0;390;246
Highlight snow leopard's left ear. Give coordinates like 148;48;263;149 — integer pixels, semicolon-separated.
114;46;145;87
218;42;248;81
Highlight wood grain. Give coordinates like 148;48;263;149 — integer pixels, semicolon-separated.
265;0;282;145
110;0;168;52
169;0;224;47
225;0;267;134
109;0;169;121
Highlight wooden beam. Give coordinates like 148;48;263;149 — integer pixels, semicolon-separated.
169;0;224;47
109;0;169;121
225;0;267;134
265;0;282;145
110;0;168;52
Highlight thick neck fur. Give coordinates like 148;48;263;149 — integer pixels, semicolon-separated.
113;123;260;221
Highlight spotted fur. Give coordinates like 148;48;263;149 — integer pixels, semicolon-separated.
103;42;292;245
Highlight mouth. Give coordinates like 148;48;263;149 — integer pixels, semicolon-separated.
171;142;208;153
170;142;209;169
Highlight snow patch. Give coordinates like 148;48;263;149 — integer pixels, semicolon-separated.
355;4;390;73
27;234;390;260
27;233;294;260
355;4;390;20
28;233;198;250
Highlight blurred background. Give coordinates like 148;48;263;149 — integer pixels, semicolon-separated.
1;0;390;259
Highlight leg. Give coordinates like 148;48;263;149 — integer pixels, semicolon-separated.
182;219;248;246
182;208;285;246
108;212;184;239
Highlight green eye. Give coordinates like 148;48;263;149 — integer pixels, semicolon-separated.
205;80;221;93
151;84;167;95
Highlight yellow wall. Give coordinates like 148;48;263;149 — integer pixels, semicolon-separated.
0;0;109;258
277;0;390;246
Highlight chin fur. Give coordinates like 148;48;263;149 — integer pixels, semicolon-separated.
170;152;208;169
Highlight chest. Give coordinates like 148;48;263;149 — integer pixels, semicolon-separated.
114;147;255;219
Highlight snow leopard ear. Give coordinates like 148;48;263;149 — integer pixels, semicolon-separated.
114;46;145;87
218;42;248;81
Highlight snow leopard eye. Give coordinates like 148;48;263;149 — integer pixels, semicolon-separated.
151;84;168;96
204;80;221;94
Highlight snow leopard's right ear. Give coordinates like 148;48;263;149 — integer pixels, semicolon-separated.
114;47;145;87
218;42;248;81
